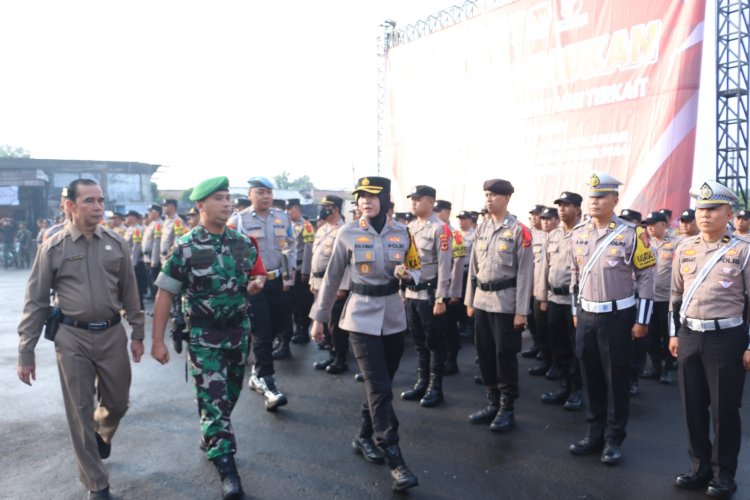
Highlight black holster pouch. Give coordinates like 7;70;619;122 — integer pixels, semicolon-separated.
44;307;62;342
171;315;188;354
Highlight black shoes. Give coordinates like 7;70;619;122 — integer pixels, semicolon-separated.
326;359;349;374
706;478;737;498
469;390;499;424
291;325;310;344
660;370;675;385
628;381;639;396
95;432;111;460
419;375;444;408
639;368;660;380
88;486;111;500
354;373;364;382
600;443;622;465
401;377;428;401
569;436;604;456
521;346;539;358
489;395;514;432
444;360;459;375
313;354;334;370
383;444;419;492
212;455;244;500
528;363;550;376
541;387;569;405
272;341;291;360
674;469;713;490
352;436;385;464
391;465;419;492
474;374;483;385
563;390;583;411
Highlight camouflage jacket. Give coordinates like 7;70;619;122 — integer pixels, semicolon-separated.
155;224;266;323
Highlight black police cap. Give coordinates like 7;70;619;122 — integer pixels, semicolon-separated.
407;185;437;199
483;179;514;195
540;207;559;219
644;211;668;224
433;200;452;211
619;209;642;223
679;209;695;222
554;192;583;206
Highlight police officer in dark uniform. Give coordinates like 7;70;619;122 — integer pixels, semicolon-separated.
670;180;750;498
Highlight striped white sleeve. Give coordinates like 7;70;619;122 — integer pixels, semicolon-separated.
637;298;653;325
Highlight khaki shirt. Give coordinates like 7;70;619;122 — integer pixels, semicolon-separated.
461;227;475;270
651;235;681;302
291;216;314;276
570;216;655;306
405;214;453;300
17;224;144;366
539;225;576;305
124;224;145;264
310;220;343;291
159;214;187;265
310;217;421;335
149;219;163;268
670;233;750;321
449;225;467;298
142;220;154;265
532;228;547;298
229;208;297;287
464;214;534;315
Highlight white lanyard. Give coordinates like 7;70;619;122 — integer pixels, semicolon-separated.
577;224;628;303
679;238;741;321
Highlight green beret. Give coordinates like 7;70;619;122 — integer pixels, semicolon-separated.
190;176;230;201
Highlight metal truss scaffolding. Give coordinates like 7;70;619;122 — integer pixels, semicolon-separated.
717;0;750;207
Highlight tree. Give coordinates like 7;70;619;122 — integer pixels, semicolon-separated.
0;144;30;158
273;171;291;189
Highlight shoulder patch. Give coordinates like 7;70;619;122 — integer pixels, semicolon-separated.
520;224;532;248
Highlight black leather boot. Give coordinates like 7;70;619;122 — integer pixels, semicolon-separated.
469;389;499;424
313;351;334;370
444;351;459;375
419;374;444;407
272;340;291;360
212;455;244;500
383;444;419;492
326;356;349;374
489;394;515;432
401;370;429;401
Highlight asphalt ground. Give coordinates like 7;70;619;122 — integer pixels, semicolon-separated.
1;267;749;500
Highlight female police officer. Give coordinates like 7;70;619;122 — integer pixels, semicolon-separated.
309;176;421;492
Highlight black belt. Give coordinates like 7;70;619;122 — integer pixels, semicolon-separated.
407;278;437;292
189;316;246;330
61;314;121;331
296;260;303;266
350;280;400;297
312;271;325;278
473;277;517;292
551;286;571;296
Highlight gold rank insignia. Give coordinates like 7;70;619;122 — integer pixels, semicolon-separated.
576;247;584;255
682;265;690;273
609;222;616;229
615;234;625;240
664;243;672;249
590;173;600;187
728;249;738;256
274;218;282;224
722;236;731;243
356;236;372;243
503;230;512;237
699;182;713;199
498;243;508;251
609;247;618;255
683;249;696;256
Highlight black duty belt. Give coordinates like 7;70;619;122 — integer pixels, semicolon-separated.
406;278;437;292
473;277;517;292
61;314;121;331
312;271;325;278
189;315;246;330
296;260;303;266
351;280;400;297
551;286;571;296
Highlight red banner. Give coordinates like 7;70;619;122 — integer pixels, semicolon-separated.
385;0;706;215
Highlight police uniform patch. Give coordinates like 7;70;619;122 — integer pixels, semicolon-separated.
682;265;691;273
728;249;738;256
357;236;373;243
683;249;697;256
503;230;512;237
360;263;371;274
719;280;734;288
609;247;618;255
614;234;625;240
498;243;508;251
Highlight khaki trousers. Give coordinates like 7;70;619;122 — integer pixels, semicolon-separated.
55;323;131;491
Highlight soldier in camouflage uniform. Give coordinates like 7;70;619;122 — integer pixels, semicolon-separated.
151;177;266;500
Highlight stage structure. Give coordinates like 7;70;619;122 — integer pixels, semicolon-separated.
379;1;710;215
717;0;750;207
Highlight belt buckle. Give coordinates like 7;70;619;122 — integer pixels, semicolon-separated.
89;321;108;331
601;303;612;313
267;270;278;280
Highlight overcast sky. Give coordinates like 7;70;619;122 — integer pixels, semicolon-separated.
0;0;451;190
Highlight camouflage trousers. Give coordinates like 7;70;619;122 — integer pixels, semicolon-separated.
187;326;250;459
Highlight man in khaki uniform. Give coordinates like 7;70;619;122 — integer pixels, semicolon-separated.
159;198;186;266
124;210;148;309
143;203;163;300
310;195;350;374
456;210;476;339
530;207;559;378
670;180;750;498
286;198;315;344
522;205;546;360
641;211;680;385
568;171;655;465
433;199;467;375
401;186;453;408
733;209;750;237
679;208;699;237
17;179;144;500
538;192;583;410
466;179;534;432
